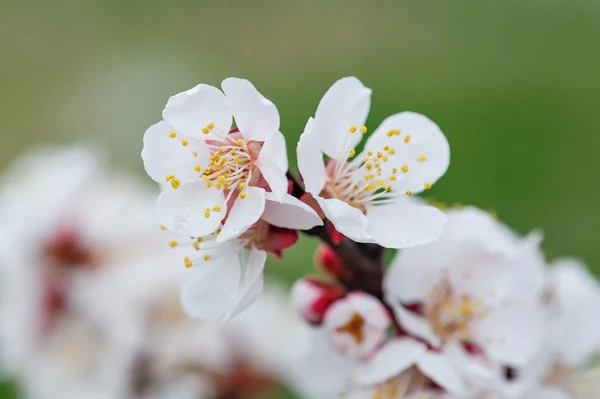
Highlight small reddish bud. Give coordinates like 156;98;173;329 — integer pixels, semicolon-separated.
291;277;345;325
314;244;342;275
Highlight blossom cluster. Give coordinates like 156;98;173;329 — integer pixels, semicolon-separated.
139;76;600;399
0;76;598;399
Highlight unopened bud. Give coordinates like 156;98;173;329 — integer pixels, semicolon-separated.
291;277;345;325
314;244;342;275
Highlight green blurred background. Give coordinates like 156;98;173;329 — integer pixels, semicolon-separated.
1;0;600;397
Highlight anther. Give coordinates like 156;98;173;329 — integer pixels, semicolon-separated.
360;126;367;134
239;192;247;200
181;139;188;146
349;126;357;133
169;131;176;138
192;151;198;157
236;139;244;146
239;182;246;190
406;190;413;196
202;127;210;134
349;149;356;158
206;182;212;188
203;254;211;261
417;155;426;162
194;164;201;172
160;225;167;231
170;178;181;189
169;240;177;248
208;122;215;129
392;168;398;174
184;257;192;268
404;134;411;143
166;174;175;182
213;206;221;212
204;208;211;218
401;164;409;173
424;181;432;189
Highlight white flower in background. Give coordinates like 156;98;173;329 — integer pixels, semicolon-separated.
539;258;600;398
173;192;321;321
322;292;390;359
0;146;168;399
352;338;465;398
142;77;290;241
297;76;450;248
384;206;546;369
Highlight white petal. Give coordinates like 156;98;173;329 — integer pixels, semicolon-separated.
262;192;322;230
217;186;265;242
181;248;266;321
221;78;279;142
384;249;437;305
141;121;211;185
392;305;441;347
365;111;450;194
366;199;446;249
353;338;426;385
417;351;465;396
256;130;288;200
223;247;266;321
297;117;328;195
316;197;372;243
162;84;232;138
156;182;225;236
312;77;371;160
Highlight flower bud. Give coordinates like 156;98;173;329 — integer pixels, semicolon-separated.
323;292;390;359
291;277;345;325
314;244;342;276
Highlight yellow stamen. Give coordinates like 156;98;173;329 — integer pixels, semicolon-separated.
192;151;198;157
392;167;398;173
349;125;357;133
401;164;409;173
169;131;176;138
215;183;222;189
404;134;411;143
184;257;192;268
165;174;175;182
390;176;397;181
160;225;166;231
194;164;201;172
204;208;211;218
193;242;200;250
349;149;356;158
169;240;177;248
367;151;373;156
406;190;412;196
206;181;212;188
208;122;215;129
239;182;246;190
239;192;247;199
202;127;210;134
424;181;432;189
181;139;188;146
417;154;427;162
170;178;180;189
203;254;211;261
385;185;392;191
360;126;367;134
236;139;244;146
213;206;221;212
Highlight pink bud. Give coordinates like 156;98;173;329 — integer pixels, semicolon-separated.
291;277;345;325
314;244;342;276
323;292;391;359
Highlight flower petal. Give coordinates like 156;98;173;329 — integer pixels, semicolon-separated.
391;305;441;348
312;77;371;160
221;78;279;142
365;111;450;194
366;199;446;249
353;338;426;385
141;121;211;185
162;84;232;138
262;192;323;230
156;182;225;236
297;117;328;195
180;248;266;321
417;351;466;396
256;130;288;200
217;186;266;242
316;197;372;243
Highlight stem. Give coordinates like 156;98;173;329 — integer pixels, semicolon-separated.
287;172;385;299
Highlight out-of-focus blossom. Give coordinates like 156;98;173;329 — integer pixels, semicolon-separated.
314;243;342;275
0;146;165;398
291;277;345;325
142;78;290;240
384;206;546;370
297;76;449;248
322;292;390;359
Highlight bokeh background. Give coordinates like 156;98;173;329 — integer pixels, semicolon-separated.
1;0;599;396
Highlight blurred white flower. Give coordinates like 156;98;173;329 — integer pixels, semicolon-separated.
384;206;547;369
322;292;390;360
296;76;449;248
142;77;290;240
0;146;167;398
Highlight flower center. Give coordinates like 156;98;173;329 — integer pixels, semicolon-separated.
321;125;419;214
424;278;484;343
370;369;428;399
336;312;365;344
